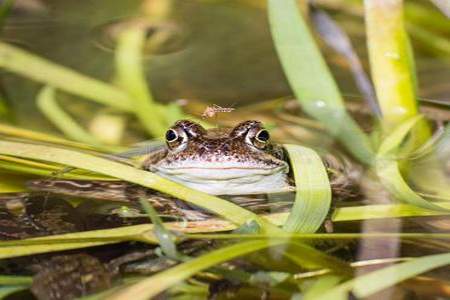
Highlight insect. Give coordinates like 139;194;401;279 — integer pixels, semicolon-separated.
201;104;235;119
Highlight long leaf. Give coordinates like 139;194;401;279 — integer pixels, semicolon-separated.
0;286;27;299
0;275;32;286
364;0;430;146
376;116;449;211
108;240;286;300
36;86;104;146
316;252;450;300
0;224;156;259
283;144;331;233
376;160;449;211
0;42;132;111
0;124;104;151
115;27;167;137
268;0;374;164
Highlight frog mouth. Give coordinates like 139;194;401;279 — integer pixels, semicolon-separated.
151;165;288;180
150;165;291;195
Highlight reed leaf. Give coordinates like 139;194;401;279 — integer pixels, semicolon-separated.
0;172;26;193
376;116;449;211
316;252;450;300
0;224;156;259
283;144;331;233
0;286;28;299
364;0;430;146
0;43;132;111
108;240;287;300
268;0;374;164
36;86;104;147
0;276;32;286
115;27;167;137
0;124;102;151
0;155;110;180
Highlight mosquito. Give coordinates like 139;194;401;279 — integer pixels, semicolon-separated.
201;104;235;119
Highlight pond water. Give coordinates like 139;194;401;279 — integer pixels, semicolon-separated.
0;1;449;300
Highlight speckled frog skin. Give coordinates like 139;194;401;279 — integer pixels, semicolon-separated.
143;120;292;195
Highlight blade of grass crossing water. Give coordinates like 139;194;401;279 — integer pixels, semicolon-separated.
0;286;28;299
282;242;352;275
364;0;430;145
316;252;450;300
109;240;286;300
0;275;32;286
139;198;179;258
283;144;331;233
376;160;449;211
36;86;104;147
115;27;167;137
0;124;105;151
302;275;343;300
0;42;132;111
376;116;449;211
268;0;374;164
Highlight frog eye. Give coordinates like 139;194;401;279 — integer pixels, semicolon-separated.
165;129;178;142
255;129;270;143
251;129;270;149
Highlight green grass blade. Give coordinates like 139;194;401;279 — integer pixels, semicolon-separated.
364;0;430;144
0;172;26;193
0;155;110;180
0;241;118;259
115;27;167;137
0;124;107;151
0;275;32;286
109;240;286;300
0;0;14;29
0;43;132;111
0;140;278;231
0;224;154;247
333;202;450;221
302;275;342;300
0;224;156;259
376;116;448;211
36;86;104;146
283;144;331;233
0;286;28;299
188;232;450;241
282;242;352;275
377;115;423;156
317;252;450;300
268;0;374;164
139;198;179;258
376;160;449;211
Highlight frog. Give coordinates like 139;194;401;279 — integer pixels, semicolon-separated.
28;120;293;197
142;119;292;195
